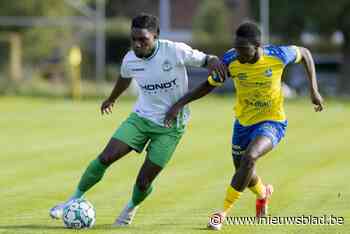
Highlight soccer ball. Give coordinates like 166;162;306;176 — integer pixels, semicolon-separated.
62;199;96;229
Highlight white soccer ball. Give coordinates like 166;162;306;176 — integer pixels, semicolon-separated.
62;199;96;229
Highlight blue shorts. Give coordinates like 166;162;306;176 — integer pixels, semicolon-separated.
231;120;287;167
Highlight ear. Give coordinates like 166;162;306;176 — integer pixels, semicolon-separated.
255;39;262;48
254;40;261;48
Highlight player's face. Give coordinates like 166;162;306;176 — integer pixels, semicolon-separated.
131;28;157;58
235;45;257;64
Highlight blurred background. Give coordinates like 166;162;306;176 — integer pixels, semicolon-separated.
1;2;349;233
0;0;349;99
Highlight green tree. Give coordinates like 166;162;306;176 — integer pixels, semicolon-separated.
193;0;231;43
0;1;78;62
307;0;350;94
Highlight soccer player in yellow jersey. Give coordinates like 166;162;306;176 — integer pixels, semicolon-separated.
164;22;324;230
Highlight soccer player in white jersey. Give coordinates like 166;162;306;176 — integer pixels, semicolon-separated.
49;13;225;226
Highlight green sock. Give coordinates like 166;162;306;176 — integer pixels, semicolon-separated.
72;158;108;198
72;188;84;199
131;184;153;207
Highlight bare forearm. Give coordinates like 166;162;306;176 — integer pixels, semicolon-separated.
203;55;227;80
108;77;132;101
300;47;319;93
164;79;217;127
174;81;215;108
298;47;324;111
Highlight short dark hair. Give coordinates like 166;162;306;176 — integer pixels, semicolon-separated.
235;22;261;46
131;13;160;35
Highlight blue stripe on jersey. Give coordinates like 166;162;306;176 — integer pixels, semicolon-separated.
222;46;297;66
263;45;297;65
222;49;238;66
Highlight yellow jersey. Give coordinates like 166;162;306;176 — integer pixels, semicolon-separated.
208;45;301;126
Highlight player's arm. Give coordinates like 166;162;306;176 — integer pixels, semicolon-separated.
101;76;132;115
203;55;227;79
298;47;324;112
175;42;226;81
164;77;221;128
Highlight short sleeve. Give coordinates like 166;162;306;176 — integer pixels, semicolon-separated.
222;49;237;66
280;45;302;64
120;56;132;78
221;49;237;77
175;42;207;67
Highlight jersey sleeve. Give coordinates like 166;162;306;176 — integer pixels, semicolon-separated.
120;55;132;78
175;42;207;67
279;45;302;65
207;49;236;87
222;49;237;67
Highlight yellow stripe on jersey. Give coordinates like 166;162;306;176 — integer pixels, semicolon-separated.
291;45;302;63
208;75;223;87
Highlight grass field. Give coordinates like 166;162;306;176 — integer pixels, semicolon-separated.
0;96;349;234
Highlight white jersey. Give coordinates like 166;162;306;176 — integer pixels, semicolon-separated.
120;39;207;127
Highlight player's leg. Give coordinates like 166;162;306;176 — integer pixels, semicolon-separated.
49;138;132;219
233;136;273;215
248;121;287;217
208;120;251;230
114;158;163;226
235;137;274;217
225;121;287;217
235;155;268;199
208;121;284;230
231;135;272;191
217;136;272;218
73;138;133;198
72;113;149;199
223;121;264;214
233;154;260;189
130;122;184;209
208;136;272;230
113;123;184;226
133;158;162;206
50;113;149;219
241;158;273;217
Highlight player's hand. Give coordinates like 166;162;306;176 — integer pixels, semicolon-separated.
164;105;181;128
101;98;115;115
207;56;227;82
310;91;324;112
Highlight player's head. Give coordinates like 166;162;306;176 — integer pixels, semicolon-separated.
234;22;262;63
131;13;160;58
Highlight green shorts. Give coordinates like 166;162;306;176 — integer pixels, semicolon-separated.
112;113;185;168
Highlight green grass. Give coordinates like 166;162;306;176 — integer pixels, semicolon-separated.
0;96;349;234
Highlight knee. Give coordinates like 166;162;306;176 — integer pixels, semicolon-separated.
240;153;257;170
136;177;151;192
98;154;112;166
98;147;122;166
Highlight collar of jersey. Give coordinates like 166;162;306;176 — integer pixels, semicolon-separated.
143;40;160;61
236;48;265;65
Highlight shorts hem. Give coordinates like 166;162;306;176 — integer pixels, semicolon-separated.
253;132;278;147
111;135;143;153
